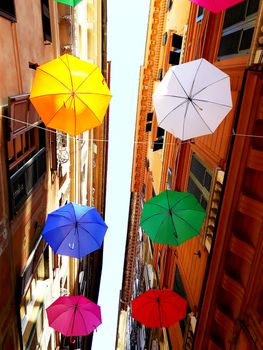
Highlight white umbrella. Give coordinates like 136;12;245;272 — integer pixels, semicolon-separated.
153;58;232;140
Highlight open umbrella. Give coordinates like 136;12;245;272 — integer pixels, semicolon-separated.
132;289;187;328
153;58;232;140
42;202;108;258
54;0;83;6
140;190;206;245
46;295;101;336
30;54;112;136
190;0;245;13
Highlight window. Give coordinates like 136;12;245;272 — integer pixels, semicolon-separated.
0;0;16;22
187;154;224;251
166;167;172;190
169;33;183;66
157;68;163;81
162;32;168;46
187;154;212;210
196;6;204;22
218;0;259;58
169;51;181;65
153;127;165;151
172;33;183;50
167;0;173;11
41;0;52;43
7;126;46;216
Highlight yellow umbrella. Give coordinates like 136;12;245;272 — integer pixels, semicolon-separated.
30;54;112;136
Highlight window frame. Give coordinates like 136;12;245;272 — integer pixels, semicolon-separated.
0;1;16;22
217;0;259;59
41;0;52;43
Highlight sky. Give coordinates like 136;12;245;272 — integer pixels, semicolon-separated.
92;0;150;349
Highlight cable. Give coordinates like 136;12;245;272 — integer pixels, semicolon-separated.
1;114;263;146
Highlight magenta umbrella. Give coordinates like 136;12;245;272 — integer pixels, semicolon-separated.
190;0;245;13
46;295;101;336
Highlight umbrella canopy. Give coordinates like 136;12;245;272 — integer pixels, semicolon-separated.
190;0;245;13
42;202;108;258
30;54;112;136
54;0;83;6
132;289;187;328
140;190;206;245
153;58;232;140
46;295;101;336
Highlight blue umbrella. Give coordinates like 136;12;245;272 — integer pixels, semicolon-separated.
42;202;108;258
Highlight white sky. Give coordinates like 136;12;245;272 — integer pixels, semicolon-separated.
92;0;150;349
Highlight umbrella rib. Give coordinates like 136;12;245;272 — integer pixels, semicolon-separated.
73;91;111;97
192;76;229;99
74;94;103;124
158;99;188;126
77;307;90;335
191;100;213;133
30;92;71;99
48;213;74;223
174;212;201;234
170;193;193;210
63;55;77;135
182;100;191;141
171;71;189;98
45;95;73;125
75;66;99;92
158;94;188;99
49;306;74;326
78;223;101;246
189;58;203;98
69;303;77;336
53;227;75;253
193;98;232;108
140;211;166;225
36;68;72;92
79;220;106;228
165;191;179;240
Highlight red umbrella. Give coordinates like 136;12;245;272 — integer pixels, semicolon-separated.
46;295;101;336
190;0;245;13
131;289;187;328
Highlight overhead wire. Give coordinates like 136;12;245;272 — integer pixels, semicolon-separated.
1;114;263;147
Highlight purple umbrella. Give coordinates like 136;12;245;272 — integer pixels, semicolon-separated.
46;295;101;336
42;202;108;258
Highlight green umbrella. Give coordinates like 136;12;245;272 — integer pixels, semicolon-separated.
54;0;83;6
140;190;206;245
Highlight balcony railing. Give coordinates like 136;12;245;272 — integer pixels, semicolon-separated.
9;147;46;216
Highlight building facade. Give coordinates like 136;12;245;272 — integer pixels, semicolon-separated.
117;0;263;349
0;1;109;349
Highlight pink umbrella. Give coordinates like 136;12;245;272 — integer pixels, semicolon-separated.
190;0;245;13
46;295;102;336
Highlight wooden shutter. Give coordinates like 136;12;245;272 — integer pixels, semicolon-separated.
8;94;41;140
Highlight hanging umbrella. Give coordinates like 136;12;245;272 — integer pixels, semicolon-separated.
46;295;101;336
190;0;245;13
132;289;187;328
140;190;206;245
42;202;108;258
153;58;232;140
30;54;112;136
54;0;83;6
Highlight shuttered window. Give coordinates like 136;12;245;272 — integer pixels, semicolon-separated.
218;0;259;58
187;154;212;210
